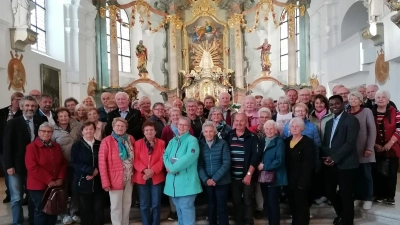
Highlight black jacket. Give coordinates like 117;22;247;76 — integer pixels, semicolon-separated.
190;116;206;139
71;139;102;194
363;99;397;110
0;106;22;154
3;115;41;175
147;115;166;138
224;128;262;181
105;107;144;140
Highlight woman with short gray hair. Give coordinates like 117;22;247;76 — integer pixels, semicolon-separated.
208;106;232;139
249;107;272;139
198;121;231;225
347;91;376;210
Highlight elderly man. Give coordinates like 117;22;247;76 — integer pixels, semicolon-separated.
336;86;350;108
298;88;314;113
261;97;276;115
225;113;261;225
357;86;368;103
315;85;327;96
331;85;344;95
28;89;41;100
218;92;236;126
185;98;205;139
364;84;397;109
286;89;298;107
173;99;186;116
105;91;144;140
35;94;56;125
98;92;111;122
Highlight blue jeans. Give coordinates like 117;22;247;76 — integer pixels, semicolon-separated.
260;185;281;225
171;194;197;225
136;180;164;225
205;184;229;225
8;174;24;225
0;154;10;198
29;190;57;225
354;163;373;201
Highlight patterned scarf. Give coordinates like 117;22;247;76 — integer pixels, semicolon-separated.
39;138;53;147
216;121;226;132
144;137;155;155
315;108;327;121
112;131;130;161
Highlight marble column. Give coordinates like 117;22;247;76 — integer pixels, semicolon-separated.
299;11;310;84
228;14;244;88
108;5;119;88
288;31;296;85
94;0;109;88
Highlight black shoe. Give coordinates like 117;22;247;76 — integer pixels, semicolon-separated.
2;196;10;203
254;210;264;219
167;211;177;221
386;198;395;205
333;217;342;225
374;197;385;203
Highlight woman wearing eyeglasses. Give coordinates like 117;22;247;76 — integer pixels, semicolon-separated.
148;103;167;138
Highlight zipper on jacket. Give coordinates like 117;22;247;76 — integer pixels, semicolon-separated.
173;138;181;197
209;146;213;176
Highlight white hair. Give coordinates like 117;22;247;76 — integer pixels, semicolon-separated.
185;98;198;107
261;97;274;106
169;107;181;115
258;107;272;117
299;88;311;95
39;122;54;132
115;92;129;100
243;95;256;104
367;84;379;90
375;90;390;100
263;120;278;131
202;121;217;133
348;92;363;103
75;103;88;112
179;116;191;126
289;117;305;132
276;96;291;113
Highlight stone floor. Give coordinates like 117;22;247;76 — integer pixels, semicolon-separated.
0;176;398;225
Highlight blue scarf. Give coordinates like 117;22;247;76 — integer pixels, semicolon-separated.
170;124;179;136
216;121;226;132
112;131;130;161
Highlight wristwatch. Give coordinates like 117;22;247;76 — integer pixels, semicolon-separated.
247;172;252;176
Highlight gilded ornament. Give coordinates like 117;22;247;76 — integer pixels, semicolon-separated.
375;49;389;83
7;51;26;92
191;0;218;17
87;78;97;97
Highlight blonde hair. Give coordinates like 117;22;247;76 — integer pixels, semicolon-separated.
276;96;291;113
82;96;96;107
112;117;128;128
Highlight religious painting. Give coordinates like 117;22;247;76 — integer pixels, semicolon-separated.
185;16;226;71
40;64;61;110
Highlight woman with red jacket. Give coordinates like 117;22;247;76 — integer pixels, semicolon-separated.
99;117;135;225
134;121;166;225
25;122;67;225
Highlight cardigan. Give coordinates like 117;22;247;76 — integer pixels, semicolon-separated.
373;105;400;158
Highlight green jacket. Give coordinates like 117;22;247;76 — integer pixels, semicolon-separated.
163;132;202;197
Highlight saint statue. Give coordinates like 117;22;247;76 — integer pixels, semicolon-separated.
12;0;31;28
254;39;272;72
136;40;148;74
198;45;214;69
181;71;195;90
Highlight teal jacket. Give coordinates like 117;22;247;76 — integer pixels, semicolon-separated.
163;132;202;197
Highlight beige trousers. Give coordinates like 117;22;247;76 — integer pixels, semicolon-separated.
109;181;133;225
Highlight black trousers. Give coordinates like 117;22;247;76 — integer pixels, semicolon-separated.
324;166;356;225
310;169;326;204
78;192;104;225
287;187;310;225
231;179;255;225
373;157;399;199
260;185;281;225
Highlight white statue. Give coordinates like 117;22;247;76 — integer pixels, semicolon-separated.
198;46;214;69
12;0;31;28
367;0;391;22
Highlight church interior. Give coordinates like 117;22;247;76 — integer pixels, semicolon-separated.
0;0;400;224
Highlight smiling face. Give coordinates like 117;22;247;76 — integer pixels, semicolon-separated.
115;94;129;110
83;98;94;107
314;98;326;112
204;99;214;110
76;107;87;118
38;126;53;142
87;109;99;122
315;86;327;96
57;110;70;126
337;87;350;103
211;111;223;123
140;98;151;112
39;97;53;113
203;125;216;141
234;113;246;132
264;123;277;138
177;118;191;135
218;93;230;108
22;100;37;119
349;95;362;107
153;105;165;118
65;100;77;113
143;125;156;140
244;98;255;112
113;121;127;136
298;90;311;104
329;98;344;116
170;110;181;125
186;101;197;116
259;111;271;126
82;124;95;140
375;93;389;108
286;90;298;105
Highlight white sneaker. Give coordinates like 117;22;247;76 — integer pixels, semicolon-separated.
354;200;362;207
62;215;74;225
363;201;372;210
315;196;328;205
72;215;81;223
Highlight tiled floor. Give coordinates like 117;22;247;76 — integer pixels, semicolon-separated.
0;176;398;225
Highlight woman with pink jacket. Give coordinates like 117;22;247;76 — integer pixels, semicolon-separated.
99;117;135;225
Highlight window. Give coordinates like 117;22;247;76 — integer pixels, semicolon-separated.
106;10;131;73
30;0;47;52
280;8;300;71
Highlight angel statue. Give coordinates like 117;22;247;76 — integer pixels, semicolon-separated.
254;38;272;72
12;0;31;28
220;69;233;87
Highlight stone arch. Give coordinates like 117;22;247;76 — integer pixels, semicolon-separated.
126;78;169;92
341;1;368;41
248;76;284;90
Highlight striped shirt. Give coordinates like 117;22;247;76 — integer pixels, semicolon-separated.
230;135;245;180
376;111;400;144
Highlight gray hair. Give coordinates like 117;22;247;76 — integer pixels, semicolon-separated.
289;117;305;132
263;120;278;131
243;95;256;104
367;84;379;90
169;107;182;115
208;106;224;120
258;107;272;118
261;97;274;106
375;90;390;100
185;98;198;107
348;92;363;103
115;91;129;99
276;96;291;113
299;88;311;95
19;95;38;108
139;96;151;106
179;116;191;126
202;121;217;133
75;103;88;112
39;122;54;132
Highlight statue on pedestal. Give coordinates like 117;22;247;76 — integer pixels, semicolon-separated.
254;39;272;72
136;40;148;75
12;0;31;28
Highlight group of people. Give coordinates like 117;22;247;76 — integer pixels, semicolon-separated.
0;83;397;225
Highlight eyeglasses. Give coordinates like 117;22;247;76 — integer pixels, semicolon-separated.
39;130;53;134
295;110;306;113
153;108;164;111
178;123;190;127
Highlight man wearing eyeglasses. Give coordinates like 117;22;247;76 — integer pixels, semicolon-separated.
28;89;41;101
298;88;314;114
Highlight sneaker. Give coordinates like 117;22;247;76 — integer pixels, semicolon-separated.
354;200;362;207
315;196;327;205
374;197;385;203
62;215;74;225
167;212;177;221
2;196;10;203
386;198;395;205
72;215;81;223
363;201;372;210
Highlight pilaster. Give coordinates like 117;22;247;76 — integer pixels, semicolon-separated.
228;14;244;89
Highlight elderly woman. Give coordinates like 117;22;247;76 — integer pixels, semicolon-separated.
148;103;167;138
75;103;88;122
249;107;272;139
52;107;82;224
82;96;96;108
241;95;259;127
139;96;153;119
99;117;135;224
25;122;67;225
71;121;103;225
163;117;202;225
208;106;232;140
87;107;106;141
346;92;376;210
309;95;332;139
257;120;287;225
133;121;166;225
272;96;293;136
284;118;314;225
372;90;400;205
198;121;231;225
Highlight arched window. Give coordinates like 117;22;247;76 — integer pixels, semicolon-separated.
280;8;300;71
30;0;47;52
106;10;131;73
